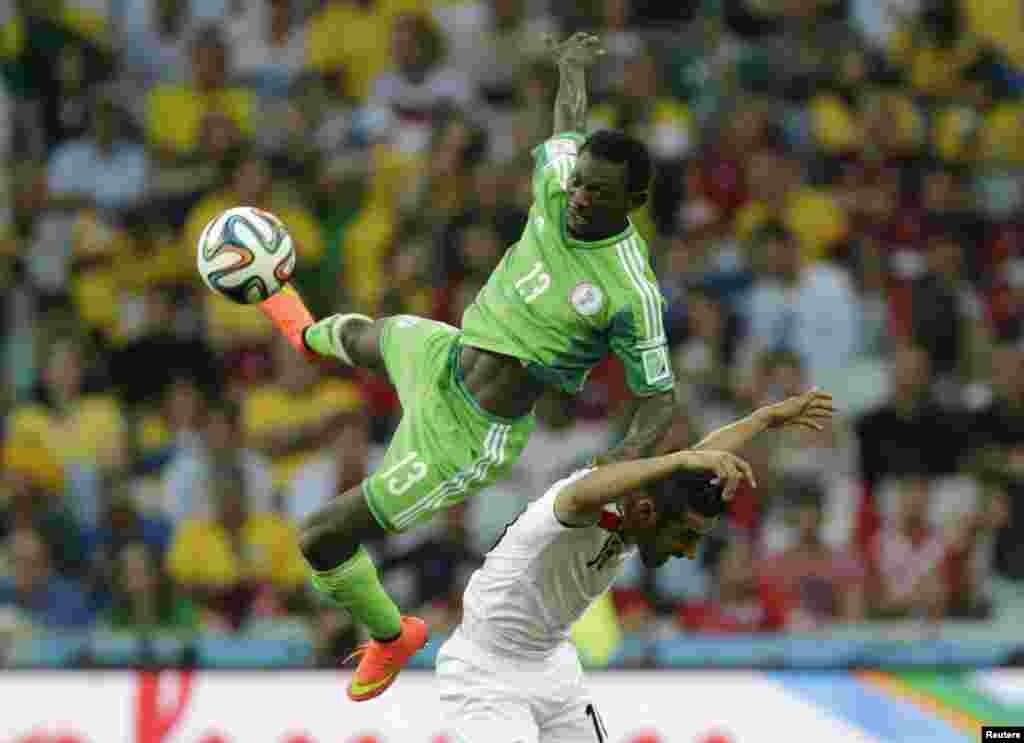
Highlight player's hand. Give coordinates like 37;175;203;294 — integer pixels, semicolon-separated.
761;388;837;432
545;32;605;67
678;449;756;501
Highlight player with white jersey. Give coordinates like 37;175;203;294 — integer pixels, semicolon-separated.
437;390;836;743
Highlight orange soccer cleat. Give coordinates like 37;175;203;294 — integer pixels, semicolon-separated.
259;285;319;363
345;616;429;702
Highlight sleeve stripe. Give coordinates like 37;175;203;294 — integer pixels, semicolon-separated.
616;236;664;343
616;239;652;340
628;238;665;341
546;155;575;189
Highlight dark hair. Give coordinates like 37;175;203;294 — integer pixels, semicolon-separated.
191;23;227;53
754;219;793;245
650;470;727;521
108;543;181;630
393;12;446;70
207;397;242;427
580;129;653;196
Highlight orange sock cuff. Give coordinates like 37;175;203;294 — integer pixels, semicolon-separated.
260;286;316;357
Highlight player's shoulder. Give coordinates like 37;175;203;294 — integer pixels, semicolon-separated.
502;469;599;544
601;231;660;295
533;131;587;163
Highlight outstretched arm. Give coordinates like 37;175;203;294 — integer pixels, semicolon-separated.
547;32;603;134
556;448;755;519
695;389;837;453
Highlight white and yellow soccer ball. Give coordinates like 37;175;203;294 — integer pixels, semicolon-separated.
196;206;296;304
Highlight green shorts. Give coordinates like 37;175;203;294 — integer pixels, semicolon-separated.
363;316;535;533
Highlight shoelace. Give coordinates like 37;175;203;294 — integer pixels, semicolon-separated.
343;643;369;666
344;640;401;668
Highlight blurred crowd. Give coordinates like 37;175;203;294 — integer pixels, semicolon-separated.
1;0;1024;667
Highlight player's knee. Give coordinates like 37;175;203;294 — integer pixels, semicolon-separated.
342;317;385;369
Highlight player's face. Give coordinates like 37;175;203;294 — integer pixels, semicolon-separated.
640;510;719;567
566;152;631;240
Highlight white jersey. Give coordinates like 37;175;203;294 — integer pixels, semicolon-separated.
460;469;636;659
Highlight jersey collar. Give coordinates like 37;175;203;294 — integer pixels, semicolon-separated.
561;207;636;250
598;510;622;531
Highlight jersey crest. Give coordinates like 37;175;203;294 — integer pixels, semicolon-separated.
571;282;605;317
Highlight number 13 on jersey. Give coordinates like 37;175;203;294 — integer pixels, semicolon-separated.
384;451;428;495
515;261;551;303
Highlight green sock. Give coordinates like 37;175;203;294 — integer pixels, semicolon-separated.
303;316;343;359
309;546;402;641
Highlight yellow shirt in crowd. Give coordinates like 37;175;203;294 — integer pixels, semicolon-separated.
244;378;363;490
146;85;255;157
735;189;849;265
307;0;428;101
963;0;1024;70
167;513;308;591
6;397;124;468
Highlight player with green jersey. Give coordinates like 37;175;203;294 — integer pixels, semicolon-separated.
462;127;673;398
258;32;679;702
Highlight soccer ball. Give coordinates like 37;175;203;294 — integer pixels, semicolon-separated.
196;206;296;304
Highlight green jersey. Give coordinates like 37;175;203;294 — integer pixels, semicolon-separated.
461;132;675;397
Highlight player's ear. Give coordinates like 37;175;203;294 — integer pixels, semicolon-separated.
631;497;657;528
629;190;648;210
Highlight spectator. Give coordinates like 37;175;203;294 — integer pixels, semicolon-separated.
243;335;363;492
46;90;148;216
855;343;968;546
135;376;207;468
87;488;173;601
166;460;308;630
868;475;949;620
738;221;862;386
403;108;489;224
970;344;1024;453
307;0;398;103
887;0;981;100
364;12;473;159
164;397;274;525
436;0;553;109
942;488;1008;618
992;260;1024;344
104;542;197;632
6;336;125;471
760;483;868;628
672;286;742;416
0;528;94;629
287;415;375;523
908;229;992;383
735;145;850;266
109;286;220;409
145;23;254;162
678;539;789;634
119;0;196;88
0;453;85;577
228;0;306;98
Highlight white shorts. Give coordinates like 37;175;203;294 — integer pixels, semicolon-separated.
437;629;609;743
